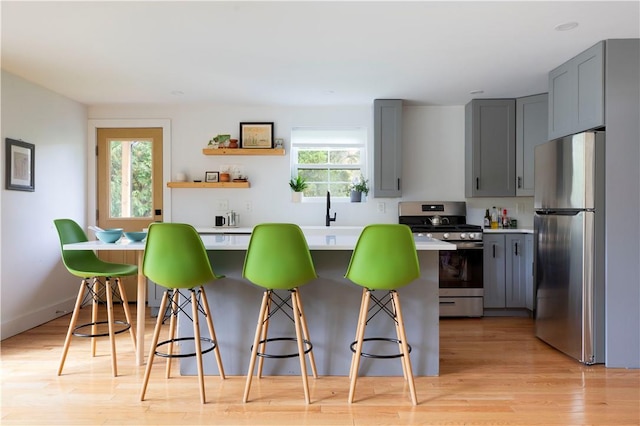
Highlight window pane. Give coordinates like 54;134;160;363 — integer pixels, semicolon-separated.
298;150;328;164
109;139;153;218
329;149;361;164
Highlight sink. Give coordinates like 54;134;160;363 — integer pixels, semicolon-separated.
300;226;364;237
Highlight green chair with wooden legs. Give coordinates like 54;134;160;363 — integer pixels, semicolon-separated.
53;219;137;377
242;223;318;404
345;224;420;405
139;223;225;404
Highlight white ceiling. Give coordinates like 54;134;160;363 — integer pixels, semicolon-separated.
2;1;639;107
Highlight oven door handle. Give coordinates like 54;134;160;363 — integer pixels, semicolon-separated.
454;242;484;250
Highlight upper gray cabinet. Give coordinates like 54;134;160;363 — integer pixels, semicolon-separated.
465;99;516;197
548;41;605;140
516;93;548;196
373;99;403;198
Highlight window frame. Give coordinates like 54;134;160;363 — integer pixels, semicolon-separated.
290;127;367;202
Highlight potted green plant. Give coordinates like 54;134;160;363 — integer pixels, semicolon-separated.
289;175;308;203
349;175;369;202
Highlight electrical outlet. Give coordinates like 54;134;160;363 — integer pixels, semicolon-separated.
377;202;386;213
516;202;525;214
245;201;252;211
218;199;229;211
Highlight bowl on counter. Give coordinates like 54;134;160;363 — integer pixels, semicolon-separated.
124;231;147;242
95;228;123;243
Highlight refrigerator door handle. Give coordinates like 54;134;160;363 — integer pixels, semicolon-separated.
535;209;582;216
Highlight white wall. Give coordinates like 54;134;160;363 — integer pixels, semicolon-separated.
1;71;88;338
88;103;534;228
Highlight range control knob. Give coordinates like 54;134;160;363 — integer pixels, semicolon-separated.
460;233;468;239
443;233;450;240
469;233;477;240
426;233;433;238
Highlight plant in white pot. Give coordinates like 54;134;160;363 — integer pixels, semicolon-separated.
349;175;369;202
289;175;308;203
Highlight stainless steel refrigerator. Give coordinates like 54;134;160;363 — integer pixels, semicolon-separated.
533;131;605;364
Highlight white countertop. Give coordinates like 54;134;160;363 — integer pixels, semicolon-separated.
65;226;456;251
483;228;534;234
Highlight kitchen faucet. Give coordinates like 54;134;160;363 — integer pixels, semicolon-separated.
326;191;336;227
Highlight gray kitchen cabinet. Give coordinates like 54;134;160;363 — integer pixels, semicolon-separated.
505;234;527;308
484;233;528;311
147;279;163;317
548;41;605;140
516;93;548;196
373;99;403;198
483;234;506;308
465;99;516;197
524;234;534;311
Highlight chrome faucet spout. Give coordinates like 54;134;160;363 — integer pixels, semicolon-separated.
326;191;337;227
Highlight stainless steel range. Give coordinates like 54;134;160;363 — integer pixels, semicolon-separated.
399;201;483;317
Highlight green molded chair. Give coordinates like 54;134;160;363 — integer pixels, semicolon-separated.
140;223;225;404
345;224;420;405
53;219;137;377
242;223;318;404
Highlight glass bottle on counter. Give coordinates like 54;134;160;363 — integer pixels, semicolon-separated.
490;207;499;229
484;209;491;228
502;209;509;229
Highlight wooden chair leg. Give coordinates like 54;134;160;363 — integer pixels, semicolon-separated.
116;278;137;352
58;279;88;376
295;290;318;378
140;290;169;401
199;286;225;379
91;278;99;357
256;292;272;379
391;291;409;381
243;291;270;403
191;290;206;404
349;290;371;403
165;290;179;379
292;289;311;404
392;291;418;405
349;288;367;380
105;278;118;377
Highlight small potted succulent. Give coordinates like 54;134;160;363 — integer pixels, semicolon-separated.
289;175;308;203
349;175;369;202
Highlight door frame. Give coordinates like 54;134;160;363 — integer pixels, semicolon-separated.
87;119;172;228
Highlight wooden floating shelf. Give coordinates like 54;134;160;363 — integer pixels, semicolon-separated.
202;148;285;156
167;181;250;189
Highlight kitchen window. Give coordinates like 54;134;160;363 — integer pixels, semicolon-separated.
290;127;367;200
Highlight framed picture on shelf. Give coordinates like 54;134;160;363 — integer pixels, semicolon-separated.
5;138;35;192
205;171;219;183
240;122;274;148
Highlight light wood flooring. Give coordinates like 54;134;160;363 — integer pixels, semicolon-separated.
1;305;639;425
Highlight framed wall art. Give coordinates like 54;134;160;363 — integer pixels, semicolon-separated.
5;138;35;192
239;122;274;148
205;171;219;183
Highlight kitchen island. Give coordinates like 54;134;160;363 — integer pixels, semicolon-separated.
174;226;454;377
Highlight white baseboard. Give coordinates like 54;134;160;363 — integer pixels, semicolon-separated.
0;297;75;340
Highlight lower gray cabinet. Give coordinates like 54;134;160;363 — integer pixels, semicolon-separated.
483;234;506;308
147;279;163;317
484;233;530;311
505;234;527;308
524;234;534;311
